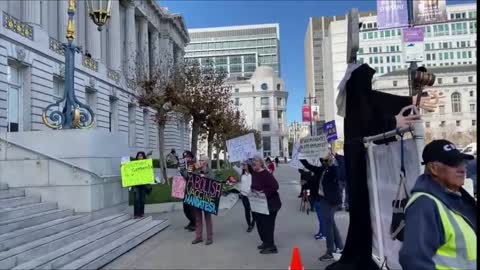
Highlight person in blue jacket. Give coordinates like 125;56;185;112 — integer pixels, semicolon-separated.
399;140;476;270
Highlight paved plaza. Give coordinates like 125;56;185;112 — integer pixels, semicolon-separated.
104;165;349;269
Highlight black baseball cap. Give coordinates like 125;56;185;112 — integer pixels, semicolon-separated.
422;140;474;166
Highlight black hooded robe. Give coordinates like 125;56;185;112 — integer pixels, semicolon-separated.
327;64;412;270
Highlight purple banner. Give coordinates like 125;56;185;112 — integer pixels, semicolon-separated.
413;0;447;25
403;27;425;42
377;0;409;29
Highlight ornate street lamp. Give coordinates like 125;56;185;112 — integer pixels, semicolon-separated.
42;0;112;129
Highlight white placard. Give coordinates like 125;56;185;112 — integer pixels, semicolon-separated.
289;140;304;169
298;135;330;160
403;42;425;62
249;191;269;215
226;133;257;162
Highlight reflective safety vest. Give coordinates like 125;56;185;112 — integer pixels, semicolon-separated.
406;192;477;270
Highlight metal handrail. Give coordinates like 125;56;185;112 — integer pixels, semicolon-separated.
363;125;413;143
0;136;120;179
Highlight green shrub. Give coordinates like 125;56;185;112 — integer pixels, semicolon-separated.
128;177;182;205
152;159;160;168
210;160;227;169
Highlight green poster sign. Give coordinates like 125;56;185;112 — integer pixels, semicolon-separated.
121;159;154;187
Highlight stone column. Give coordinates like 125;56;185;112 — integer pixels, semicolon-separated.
149;30;160;75
158;33;174;73
125;3;136;79
108;0;121;71
58;0;69;42
40;0;49;29
23;0;41;25
138;16;149;79
86;19;101;60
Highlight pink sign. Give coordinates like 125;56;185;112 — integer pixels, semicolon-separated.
403;27;425;42
171;176;186;199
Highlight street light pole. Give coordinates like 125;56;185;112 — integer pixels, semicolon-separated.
42;0;112;129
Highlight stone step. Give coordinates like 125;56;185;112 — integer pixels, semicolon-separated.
0;189;24;200
0;202;57;220
12;217;151;270
64;219;170;270
0;183;8;190
0;209;74;235
0;196;41;210
0;214;130;269
0;215;90;252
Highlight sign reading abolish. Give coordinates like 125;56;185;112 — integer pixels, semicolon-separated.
183;174;223;215
226;133;256;162
121;159;154;187
299;135;329;159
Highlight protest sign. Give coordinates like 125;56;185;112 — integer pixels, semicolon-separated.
323;120;338;142
171;176;186;199
226;133;257;162
299;135;329;159
249;191;269;215
121;159;154;187
289;140;304;169
376;0;409;29
183;174;223;215
412;0;447;25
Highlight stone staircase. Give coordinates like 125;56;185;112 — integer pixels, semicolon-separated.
0;183;169;270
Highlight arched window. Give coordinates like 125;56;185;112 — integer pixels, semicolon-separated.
451;92;462;113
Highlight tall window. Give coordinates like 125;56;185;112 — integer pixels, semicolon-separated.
85;88;97;123
262;124;270;132
143;110;150;148
128;104;136;147
451;92;461;113
261;97;269;105
109;98;118;132
439;105;445;114
470;104;476;112
7;65;21;132
235;98;240;106
261;110;270;118
262;136;271;156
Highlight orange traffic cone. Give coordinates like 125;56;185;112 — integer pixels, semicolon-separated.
289;246;304;270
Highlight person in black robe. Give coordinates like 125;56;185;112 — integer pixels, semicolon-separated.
326;63;439;270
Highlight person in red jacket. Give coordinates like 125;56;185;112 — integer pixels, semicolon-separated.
266;157;275;174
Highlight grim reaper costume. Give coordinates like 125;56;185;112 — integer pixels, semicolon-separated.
326;63;412;270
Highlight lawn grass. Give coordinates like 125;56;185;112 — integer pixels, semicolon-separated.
128;182;182;205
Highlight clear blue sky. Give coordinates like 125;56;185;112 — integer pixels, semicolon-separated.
161;0;473;125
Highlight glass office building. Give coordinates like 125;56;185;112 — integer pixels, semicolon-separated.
185;24;281;79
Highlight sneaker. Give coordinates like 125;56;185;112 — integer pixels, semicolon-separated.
247;226;254;233
335;248;343;254
205;239;213;245
186;225;195;231
315;234;326;240
191;239;203;244
260;246;278;254
257;243;266;250
319;253;335;261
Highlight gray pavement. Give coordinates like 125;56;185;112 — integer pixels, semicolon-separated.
104;165;350;269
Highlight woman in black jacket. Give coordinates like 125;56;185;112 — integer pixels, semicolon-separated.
301;155;343;261
133;151;150;219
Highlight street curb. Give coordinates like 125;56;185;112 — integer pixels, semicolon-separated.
130;193;240;214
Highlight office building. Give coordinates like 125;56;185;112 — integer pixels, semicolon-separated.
185;24;281;79
374;65;477;146
305;3;476;139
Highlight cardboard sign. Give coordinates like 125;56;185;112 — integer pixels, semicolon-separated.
121;159;154;187
171;176;186;199
249;191;269;215
299;135;329;159
183;174;223;215
226;133;256;162
323;120;338;142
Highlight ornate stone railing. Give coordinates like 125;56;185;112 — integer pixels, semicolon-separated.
49;37;65;56
2;12;33;40
82;56;98;72
107;69;120;83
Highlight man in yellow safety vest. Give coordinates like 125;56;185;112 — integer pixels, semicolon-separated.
399;140;476;269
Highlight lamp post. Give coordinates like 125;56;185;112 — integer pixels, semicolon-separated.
304;95;317;136
42;0;112;129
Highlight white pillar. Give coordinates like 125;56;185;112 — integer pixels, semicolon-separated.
138;16;149;79
108;0;121;71
58;0;69;42
23;0;41;25
86;19;101;60
40;0;48;29
149;30;160;75
125;3;136;79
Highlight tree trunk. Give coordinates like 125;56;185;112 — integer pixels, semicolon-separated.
216;150;220;169
157;124;168;184
207;131;214;168
190;119;201;157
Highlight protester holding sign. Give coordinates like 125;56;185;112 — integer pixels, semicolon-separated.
191;155;217;245
179;150;196;231
251;155;282;254
238;160;255;233
132;151;152;219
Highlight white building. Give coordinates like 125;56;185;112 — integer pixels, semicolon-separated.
227;66;288;158
305;3;477;139
374;65;477;146
185;24;281;79
0;0;191;157
287;121;310;141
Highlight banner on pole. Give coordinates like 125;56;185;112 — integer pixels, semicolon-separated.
311;105;320;122
302;104;311;122
183;174;223;215
323;120;338;142
121;159;155;187
299;135;329;159
412;0;447;25
377;0;409;29
171;176;186;199
403;27;425;62
226;133;257;162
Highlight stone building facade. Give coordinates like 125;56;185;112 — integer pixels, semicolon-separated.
0;0;191;156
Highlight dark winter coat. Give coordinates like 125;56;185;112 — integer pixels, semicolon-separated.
251;169;282;213
300;160;341;205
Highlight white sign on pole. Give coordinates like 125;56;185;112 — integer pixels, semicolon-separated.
299;135;329;160
249;191;269;215
226;133;257;162
289;140;304;169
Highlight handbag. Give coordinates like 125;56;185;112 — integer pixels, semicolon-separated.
390;133;410;242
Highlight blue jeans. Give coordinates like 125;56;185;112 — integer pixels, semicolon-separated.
313;199;326;236
319;198;344;254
